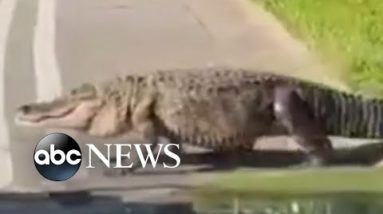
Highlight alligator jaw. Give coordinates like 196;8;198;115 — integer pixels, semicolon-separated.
15;99;103;129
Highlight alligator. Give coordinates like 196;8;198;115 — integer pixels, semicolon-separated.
14;67;383;174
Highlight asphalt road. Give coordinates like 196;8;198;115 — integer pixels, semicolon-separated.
0;0;363;202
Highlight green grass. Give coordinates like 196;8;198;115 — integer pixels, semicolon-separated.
196;168;383;196
193;168;383;211
255;0;383;96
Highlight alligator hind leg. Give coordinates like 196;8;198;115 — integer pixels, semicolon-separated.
273;86;332;167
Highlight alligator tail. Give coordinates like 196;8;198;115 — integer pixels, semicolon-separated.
300;83;383;138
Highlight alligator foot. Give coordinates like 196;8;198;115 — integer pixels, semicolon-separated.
102;156;137;177
103;168;134;177
290;154;329;169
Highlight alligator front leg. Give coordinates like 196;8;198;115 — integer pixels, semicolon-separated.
273;86;333;167
104;126;159;177
104;97;159;177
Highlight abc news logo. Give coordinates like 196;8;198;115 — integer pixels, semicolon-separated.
34;133;181;181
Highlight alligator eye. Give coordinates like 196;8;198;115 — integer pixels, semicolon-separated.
19;105;31;114
70;89;78;95
70;83;95;96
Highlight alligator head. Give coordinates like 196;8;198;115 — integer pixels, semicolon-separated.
15;80;134;137
15;83;104;130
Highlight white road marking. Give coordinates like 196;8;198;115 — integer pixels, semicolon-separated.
33;1;87;182
0;0;18;185
34;0;87;185
33;0;62;102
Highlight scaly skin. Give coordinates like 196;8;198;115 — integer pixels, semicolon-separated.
14;67;383;174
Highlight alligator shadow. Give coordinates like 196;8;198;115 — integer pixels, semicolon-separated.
133;141;383;175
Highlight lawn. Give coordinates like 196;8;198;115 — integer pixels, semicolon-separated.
196;168;383;196
255;0;383;96
194;168;383;212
